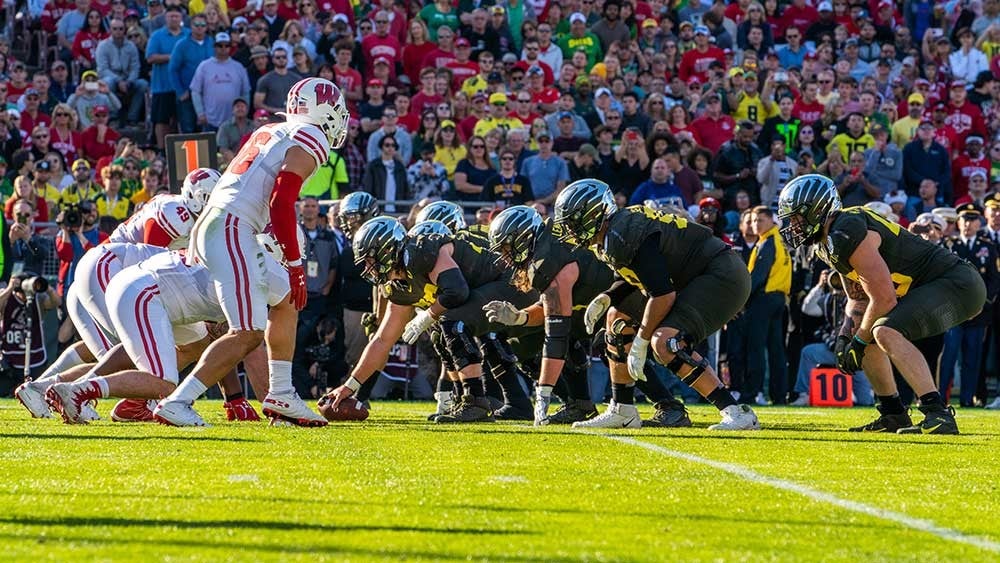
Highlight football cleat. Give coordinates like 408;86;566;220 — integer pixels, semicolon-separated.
427;391;456;421
15;380;52;418
708;404;761;431
572;401;641;428
153;399;208;427
789;394;810;407
110;399;157;422
985;396;1000;410
547;399;599;425
45;382;97;424
435;395;495;423
897;405;959;435
645;399;693;428
493;403;533;421
848;406;913;432
224;398;261;421
79;401;101;422
261;393;328;427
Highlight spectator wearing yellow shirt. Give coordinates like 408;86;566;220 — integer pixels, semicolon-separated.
433;120;467;181
60;159;103;208
831;112;875;164
301;148;349;200
473;92;524;137
30;160;62;215
891;93;924;148
729;71;776;125
94;165;133;220
460;51;495;98
130;166;167;207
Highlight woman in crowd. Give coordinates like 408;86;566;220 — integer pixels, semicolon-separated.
688;147;722;203
72;9;107;72
296;0;322;44
413;110;440;160
5;175;48;222
667;105;699;145
292;47;315;77
203;2;229;35
45;152;72;191
49;104;81;165
643;93;668;123
402;19;435;85
645;131;673;160
795;125;826;165
453;135;494;201
484;128;504;168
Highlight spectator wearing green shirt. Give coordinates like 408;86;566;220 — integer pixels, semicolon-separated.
301;149;349;200
559;13;603;71
419;0;459;42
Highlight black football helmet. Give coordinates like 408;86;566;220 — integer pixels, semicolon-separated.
407;220;453;238
416;201;467;232
553;179;616;249
777;174;841;248
488;205;544;268
339;192;380;238
352;217;405;284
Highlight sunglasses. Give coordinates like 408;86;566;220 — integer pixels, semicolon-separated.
501;156;515;161
193;22;207;27
471;144;486;149
33;134;49;139
491;103;506;107
382;143;397;148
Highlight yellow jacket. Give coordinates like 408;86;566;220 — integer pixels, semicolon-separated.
748;224;791;295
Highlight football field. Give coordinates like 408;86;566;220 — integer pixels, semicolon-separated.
2;400;999;562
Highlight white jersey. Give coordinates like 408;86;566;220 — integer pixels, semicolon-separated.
135;251;290;326
208;121;329;232
109;194;197;250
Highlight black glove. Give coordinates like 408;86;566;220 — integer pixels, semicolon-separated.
835;335;867;374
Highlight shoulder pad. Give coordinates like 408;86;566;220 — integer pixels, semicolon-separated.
402;235;442;274
289;122;330;166
156;199;194;240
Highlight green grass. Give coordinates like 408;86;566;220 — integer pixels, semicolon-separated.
2;400;999;562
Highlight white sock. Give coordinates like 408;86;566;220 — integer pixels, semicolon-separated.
536;385;553;400
171;376;208;403
268;360;294;396
36;347;85;382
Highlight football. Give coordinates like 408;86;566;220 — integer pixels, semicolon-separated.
317;396;369;422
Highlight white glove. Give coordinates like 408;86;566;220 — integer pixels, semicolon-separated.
626;336;649;382
401;309;435;344
584;293;611;334
534;386;552;426
483;300;527;326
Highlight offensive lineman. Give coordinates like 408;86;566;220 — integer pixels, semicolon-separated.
554;179;760;430
485;205;692;427
170;77;350;427
777;174;985;433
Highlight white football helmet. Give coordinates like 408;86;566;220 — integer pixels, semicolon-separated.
181;168;222;215
257;224;307;267
283;77;350;149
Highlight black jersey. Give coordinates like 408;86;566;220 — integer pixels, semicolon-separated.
527;222;614;305
595;206;728;293
817;207;962;297
383;233;503;308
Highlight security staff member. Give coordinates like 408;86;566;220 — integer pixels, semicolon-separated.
742;206;792;405
939;202;999;407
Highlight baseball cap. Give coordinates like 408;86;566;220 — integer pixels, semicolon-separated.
250;45;268;59
491;5;505;15
215;32;231;43
728;67;745;78
594;87;612;98
254;109;270;118
558;111;574;120
536;131;552;141
373;56;391;66
933;101;947;111
367;78;383;87
679;21;693;30
455;37;470;48
232;16;249;27
818;1;832;11
578;143;601;163
907;93;925;105
902;56;916;67
487;71;503;83
694;25;710;36
81;70;98;81
72;159;90;171
569;12;586;24
93;105;109;115
24;88;39;97
440;119;456;129
844;37;858;46
472;91;487;102
489;92;508;104
527;65;544;76
951;79;967;89
34;160;50;171
125;8;139;17
501;53;518;64
232;97;248;107
642;18;658;28
967;135;985;145
699;197;721;209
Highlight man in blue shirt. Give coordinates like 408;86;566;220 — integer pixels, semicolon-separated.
169;13;214;134
146;5;188;148
629;157;685;207
519;131;569;207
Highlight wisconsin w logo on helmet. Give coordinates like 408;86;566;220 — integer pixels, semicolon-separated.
777;174;842;249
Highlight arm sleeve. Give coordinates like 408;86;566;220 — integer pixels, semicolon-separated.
435;267;470;309
269;171;305;264
630;233;674;297
749;239;775;297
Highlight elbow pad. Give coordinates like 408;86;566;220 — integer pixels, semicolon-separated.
436;268;470;309
542;315;572;359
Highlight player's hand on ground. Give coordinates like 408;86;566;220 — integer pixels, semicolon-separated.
836;335;866;374
584;294;611;334
288;264;307;310
402;309;435;344
627;336;649;381
483;301;527;326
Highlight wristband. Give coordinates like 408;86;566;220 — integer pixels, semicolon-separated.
853;335;869;346
287;259;302;267
344;376;362;392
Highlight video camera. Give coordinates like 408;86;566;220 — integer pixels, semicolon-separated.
55;203;83;230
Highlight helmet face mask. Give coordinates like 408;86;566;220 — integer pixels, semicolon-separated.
339;192;379;238
181;168;222;216
776;173;841;249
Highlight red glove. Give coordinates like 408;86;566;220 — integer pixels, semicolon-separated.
288;262;307;310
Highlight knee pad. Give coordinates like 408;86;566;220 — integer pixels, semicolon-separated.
429;327;457;371
663;332;709;386
480;332;520;379
605;318;638;363
441;320;482;371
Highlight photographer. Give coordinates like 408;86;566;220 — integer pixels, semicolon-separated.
0;273;60;395
9;200;53;276
55;200;107;297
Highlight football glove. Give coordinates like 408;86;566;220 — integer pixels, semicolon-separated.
483;300;527;326
626;335;650;382
836;335;867;374
401;309;435;344
288;264;307;310
584;294;611;335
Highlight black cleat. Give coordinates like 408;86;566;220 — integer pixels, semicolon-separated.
897;405;959;435
493;403;533;421
644;399;693;428
547;399;599;424
848;405;913;432
436;395;496;423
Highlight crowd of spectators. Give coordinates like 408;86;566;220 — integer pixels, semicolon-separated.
3;0;1000;406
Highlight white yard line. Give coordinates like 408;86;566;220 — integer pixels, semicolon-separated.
601;434;1000;554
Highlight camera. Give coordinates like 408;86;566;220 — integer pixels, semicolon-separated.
18;275;47;296
56;203;83;230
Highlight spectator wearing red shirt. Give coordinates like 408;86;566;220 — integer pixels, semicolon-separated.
460;91;487;140
332;43;362;114
41;0;75;34
679;26;726;83
315;0;353;27
446;38;480;91
508;90;540;126
72;9;107;71
19;89;52;141
361;10;402;79
944;80;989;152
793;80;825;124
690;92;736;154
928;102;960;158
421;26;458;70
401;19;436;85
780;0;818;35
4;175;49;223
6;62;30;104
49;103;82;164
517;39;555;85
366;0;408;45
952;136;990;202
275;0;298;22
79;104;119;165
525;66;559;113
412;68;444;115
395;93;420;134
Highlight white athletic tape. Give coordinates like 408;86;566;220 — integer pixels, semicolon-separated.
602;434;1000;554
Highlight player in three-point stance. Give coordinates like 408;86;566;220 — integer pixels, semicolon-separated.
553;179;760;430
777;174;985;434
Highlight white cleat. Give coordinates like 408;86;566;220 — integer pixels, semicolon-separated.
153;399;208;427
80;401;101;421
789;394;810;407
45;383;87;424
261;393;328;427
572;401;641;429
985;396;1000;410
15;380;52;418
709;404;761;431
754;392;768;406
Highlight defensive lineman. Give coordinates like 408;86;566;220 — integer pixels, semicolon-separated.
176;77;349;426
778;174;985;433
